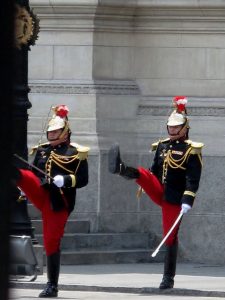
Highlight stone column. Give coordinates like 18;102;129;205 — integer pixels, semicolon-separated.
28;0;142;233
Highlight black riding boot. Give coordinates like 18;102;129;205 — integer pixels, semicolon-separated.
108;143;140;179
159;244;178;289
39;251;60;298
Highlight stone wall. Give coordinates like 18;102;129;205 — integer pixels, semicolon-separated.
29;0;225;264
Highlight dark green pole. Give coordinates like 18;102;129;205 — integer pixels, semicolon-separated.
0;1;14;299
10;0;34;238
10;0;39;239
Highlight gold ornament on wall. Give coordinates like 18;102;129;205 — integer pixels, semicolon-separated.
15;4;40;49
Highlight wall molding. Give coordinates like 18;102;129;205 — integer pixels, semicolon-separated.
138;105;225;117
30;0;225;33
138;96;225;117
29;80;140;95
30;0;225;9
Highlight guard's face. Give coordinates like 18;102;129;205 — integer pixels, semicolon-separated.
168;125;183;136
168;125;187;141
47;129;63;142
47;128;69;147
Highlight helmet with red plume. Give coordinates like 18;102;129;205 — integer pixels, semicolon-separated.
47;105;71;142
47;105;70;131
167;96;189;127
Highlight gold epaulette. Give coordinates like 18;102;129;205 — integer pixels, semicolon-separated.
151;138;169;151
29;142;49;155
151;142;159;151
190;141;204;154
70;143;90;160
185;140;204;154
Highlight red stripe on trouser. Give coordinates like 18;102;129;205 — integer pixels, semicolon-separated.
136;167;181;246
17;169;69;255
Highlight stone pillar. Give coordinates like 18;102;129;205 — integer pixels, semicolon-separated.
28;0;142;233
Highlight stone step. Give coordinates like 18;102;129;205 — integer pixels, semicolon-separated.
32;220;90;235
28;206;164;265
35;233;154;250
27;203;41;219
60;249;165;265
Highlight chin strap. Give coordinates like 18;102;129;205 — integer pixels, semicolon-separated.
58;119;70;139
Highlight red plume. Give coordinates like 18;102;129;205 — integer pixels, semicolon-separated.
54;105;69;118
173;96;188;113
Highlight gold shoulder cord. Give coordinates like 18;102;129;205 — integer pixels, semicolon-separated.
162;147;192;182
46;152;79;175
45;146;89;179
197;154;203;167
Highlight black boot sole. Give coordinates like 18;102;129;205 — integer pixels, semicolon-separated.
108;143;121;174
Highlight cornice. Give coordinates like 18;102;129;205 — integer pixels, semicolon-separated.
30;0;225;9
136;0;225;9
30;0;225;33
138;97;225;117
29;80;140;95
138;105;225;117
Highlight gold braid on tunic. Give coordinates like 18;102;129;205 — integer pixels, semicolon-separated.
162;148;192;183
46;152;79;176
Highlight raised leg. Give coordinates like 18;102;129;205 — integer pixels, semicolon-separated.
108;143;140;179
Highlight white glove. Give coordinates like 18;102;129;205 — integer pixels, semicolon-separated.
53;175;64;188
181;203;191;214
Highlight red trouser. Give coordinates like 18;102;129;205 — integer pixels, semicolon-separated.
17;169;69;256
136;167;181;246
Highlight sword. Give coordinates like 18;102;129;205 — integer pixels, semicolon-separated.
151;211;183;257
13;153;54;180
14;154;69;207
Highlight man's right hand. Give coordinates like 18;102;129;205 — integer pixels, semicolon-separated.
53;175;64;188
181;203;191;214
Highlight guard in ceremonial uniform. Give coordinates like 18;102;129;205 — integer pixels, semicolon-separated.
16;105;89;298
108;96;203;290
